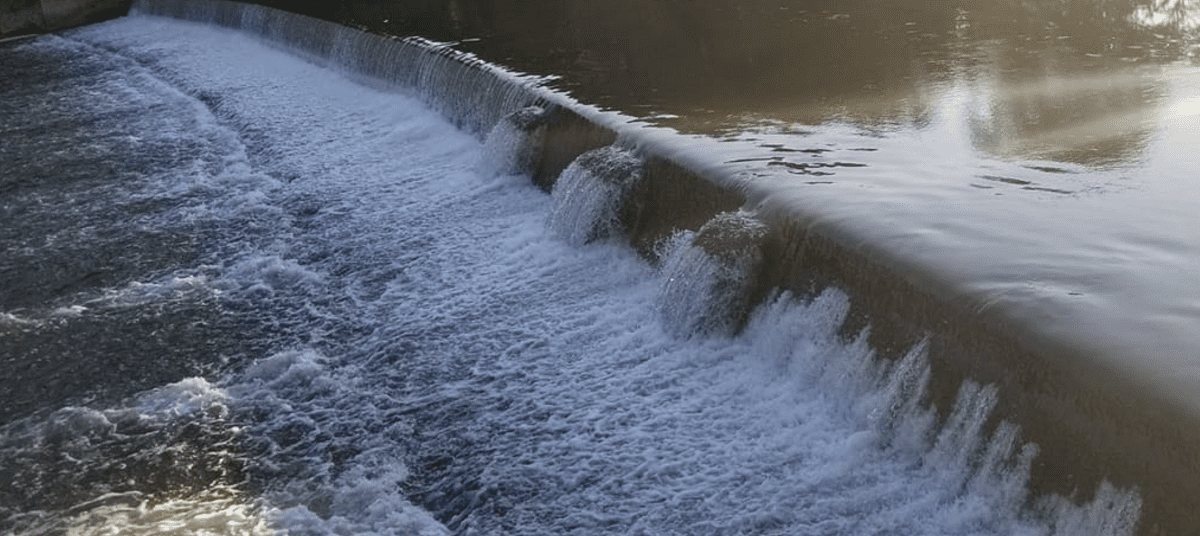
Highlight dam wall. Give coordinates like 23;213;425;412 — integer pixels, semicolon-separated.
96;1;1200;533
0;0;129;39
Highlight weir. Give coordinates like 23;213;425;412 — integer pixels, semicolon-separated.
21;1;1197;533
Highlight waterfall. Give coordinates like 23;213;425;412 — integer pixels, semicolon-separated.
481;105;552;177
657;211;768;336
129;0;548;137
547;145;644;244
4;2;1173;532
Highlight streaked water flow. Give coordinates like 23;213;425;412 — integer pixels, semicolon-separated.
657;212;769;337
0;12;1142;536
547;145;643;245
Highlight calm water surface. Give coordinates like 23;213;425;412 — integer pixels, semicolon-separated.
305;0;1200;404
0;9;1148;535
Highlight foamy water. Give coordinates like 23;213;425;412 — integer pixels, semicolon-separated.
0;14;1140;536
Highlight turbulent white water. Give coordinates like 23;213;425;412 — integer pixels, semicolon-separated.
0;14;1141;536
547;145;643;245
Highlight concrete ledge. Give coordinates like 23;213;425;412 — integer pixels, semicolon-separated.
42;0;131;30
0;0;130;39
48;1;1200;532
1;0;44;37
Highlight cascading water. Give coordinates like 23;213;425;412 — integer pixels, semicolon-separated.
657;211;769;337
0;3;1148;535
482;105;552;178
547;145;644;245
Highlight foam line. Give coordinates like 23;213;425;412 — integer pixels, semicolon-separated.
2;5;1161;534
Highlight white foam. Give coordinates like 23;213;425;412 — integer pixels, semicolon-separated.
58;489;272;536
265;464;450;536
40;13;1145;536
0;377;246;536
0;311;37;328
219;256;325;297
480;106;548;177
220;350;448;536
134;377;230;422
51;305;88;317
1;377;230;448
91;274;217;308
548;145;643;244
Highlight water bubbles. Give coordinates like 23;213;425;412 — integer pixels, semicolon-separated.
657;211;768;337
548;145;644;245
481;105;552;177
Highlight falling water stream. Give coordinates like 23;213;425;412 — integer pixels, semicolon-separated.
1;3;1183;535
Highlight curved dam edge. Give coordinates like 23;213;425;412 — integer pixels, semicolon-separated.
115;1;1196;533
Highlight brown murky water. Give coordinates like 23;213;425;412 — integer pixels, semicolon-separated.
278;0;1200;410
4;2;1198;533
